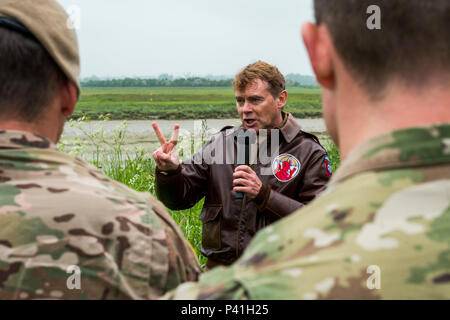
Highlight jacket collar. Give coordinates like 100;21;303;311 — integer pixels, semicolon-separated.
0;130;56;150
330;123;450;185
279;112;302;143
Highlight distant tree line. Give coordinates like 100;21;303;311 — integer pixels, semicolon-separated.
82;77;233;87
81;75;318;88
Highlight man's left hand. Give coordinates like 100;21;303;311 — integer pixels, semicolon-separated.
233;165;262;199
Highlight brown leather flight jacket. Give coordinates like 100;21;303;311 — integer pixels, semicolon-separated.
155;113;332;266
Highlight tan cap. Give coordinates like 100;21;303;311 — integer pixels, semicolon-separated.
0;0;81;95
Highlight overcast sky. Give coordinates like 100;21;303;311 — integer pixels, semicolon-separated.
57;0;316;78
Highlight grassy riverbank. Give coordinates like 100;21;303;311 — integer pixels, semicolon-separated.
71;86;323;120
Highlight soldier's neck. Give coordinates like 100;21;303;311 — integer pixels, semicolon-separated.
0;118;62;144
337;76;450;160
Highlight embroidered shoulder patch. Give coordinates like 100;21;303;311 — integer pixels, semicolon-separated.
272;154;301;182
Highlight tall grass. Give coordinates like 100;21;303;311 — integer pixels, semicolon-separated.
322;138;340;174
59;119;340;268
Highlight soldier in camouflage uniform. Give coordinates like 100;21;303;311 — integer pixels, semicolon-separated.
164;0;450;299
0;0;200;299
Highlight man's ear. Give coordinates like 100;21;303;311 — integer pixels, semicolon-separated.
301;22;335;90
60;80;78;117
277;90;288;110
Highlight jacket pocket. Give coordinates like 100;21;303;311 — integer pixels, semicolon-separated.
199;205;222;250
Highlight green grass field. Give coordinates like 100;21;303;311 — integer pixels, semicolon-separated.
72;86;323;120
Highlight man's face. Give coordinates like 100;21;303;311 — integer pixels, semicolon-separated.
235;79;285;131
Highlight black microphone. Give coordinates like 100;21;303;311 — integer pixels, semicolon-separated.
235;131;250;199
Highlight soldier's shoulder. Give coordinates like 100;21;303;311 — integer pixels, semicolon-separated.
227;171;450;299
0;142;199;298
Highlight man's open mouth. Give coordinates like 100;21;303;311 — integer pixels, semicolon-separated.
244;119;257;127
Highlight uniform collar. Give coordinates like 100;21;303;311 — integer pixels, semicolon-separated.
0;130;56;150
330;123;450;185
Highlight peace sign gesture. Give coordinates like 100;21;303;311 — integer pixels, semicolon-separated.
152;122;180;171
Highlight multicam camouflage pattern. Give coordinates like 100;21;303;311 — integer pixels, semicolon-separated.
0;130;201;300
164;124;450;299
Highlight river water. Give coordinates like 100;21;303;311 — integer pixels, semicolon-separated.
61;118;328;159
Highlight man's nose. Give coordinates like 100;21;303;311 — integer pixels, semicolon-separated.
243;101;253;113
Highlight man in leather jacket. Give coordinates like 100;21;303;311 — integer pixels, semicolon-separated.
152;61;332;268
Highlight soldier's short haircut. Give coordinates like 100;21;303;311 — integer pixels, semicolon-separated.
314;0;450;98
0;28;67;121
234;61;286;98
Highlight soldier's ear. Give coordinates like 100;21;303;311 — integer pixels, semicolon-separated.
301;22;335;90
60;80;77;117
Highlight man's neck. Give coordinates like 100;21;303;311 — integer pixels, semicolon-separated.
337;78;450;160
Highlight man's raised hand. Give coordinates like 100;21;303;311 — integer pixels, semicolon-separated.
152;122;180;171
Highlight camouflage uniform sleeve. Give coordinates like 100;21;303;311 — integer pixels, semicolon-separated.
149;197;202;292
161;266;249;300
74;160;203;298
